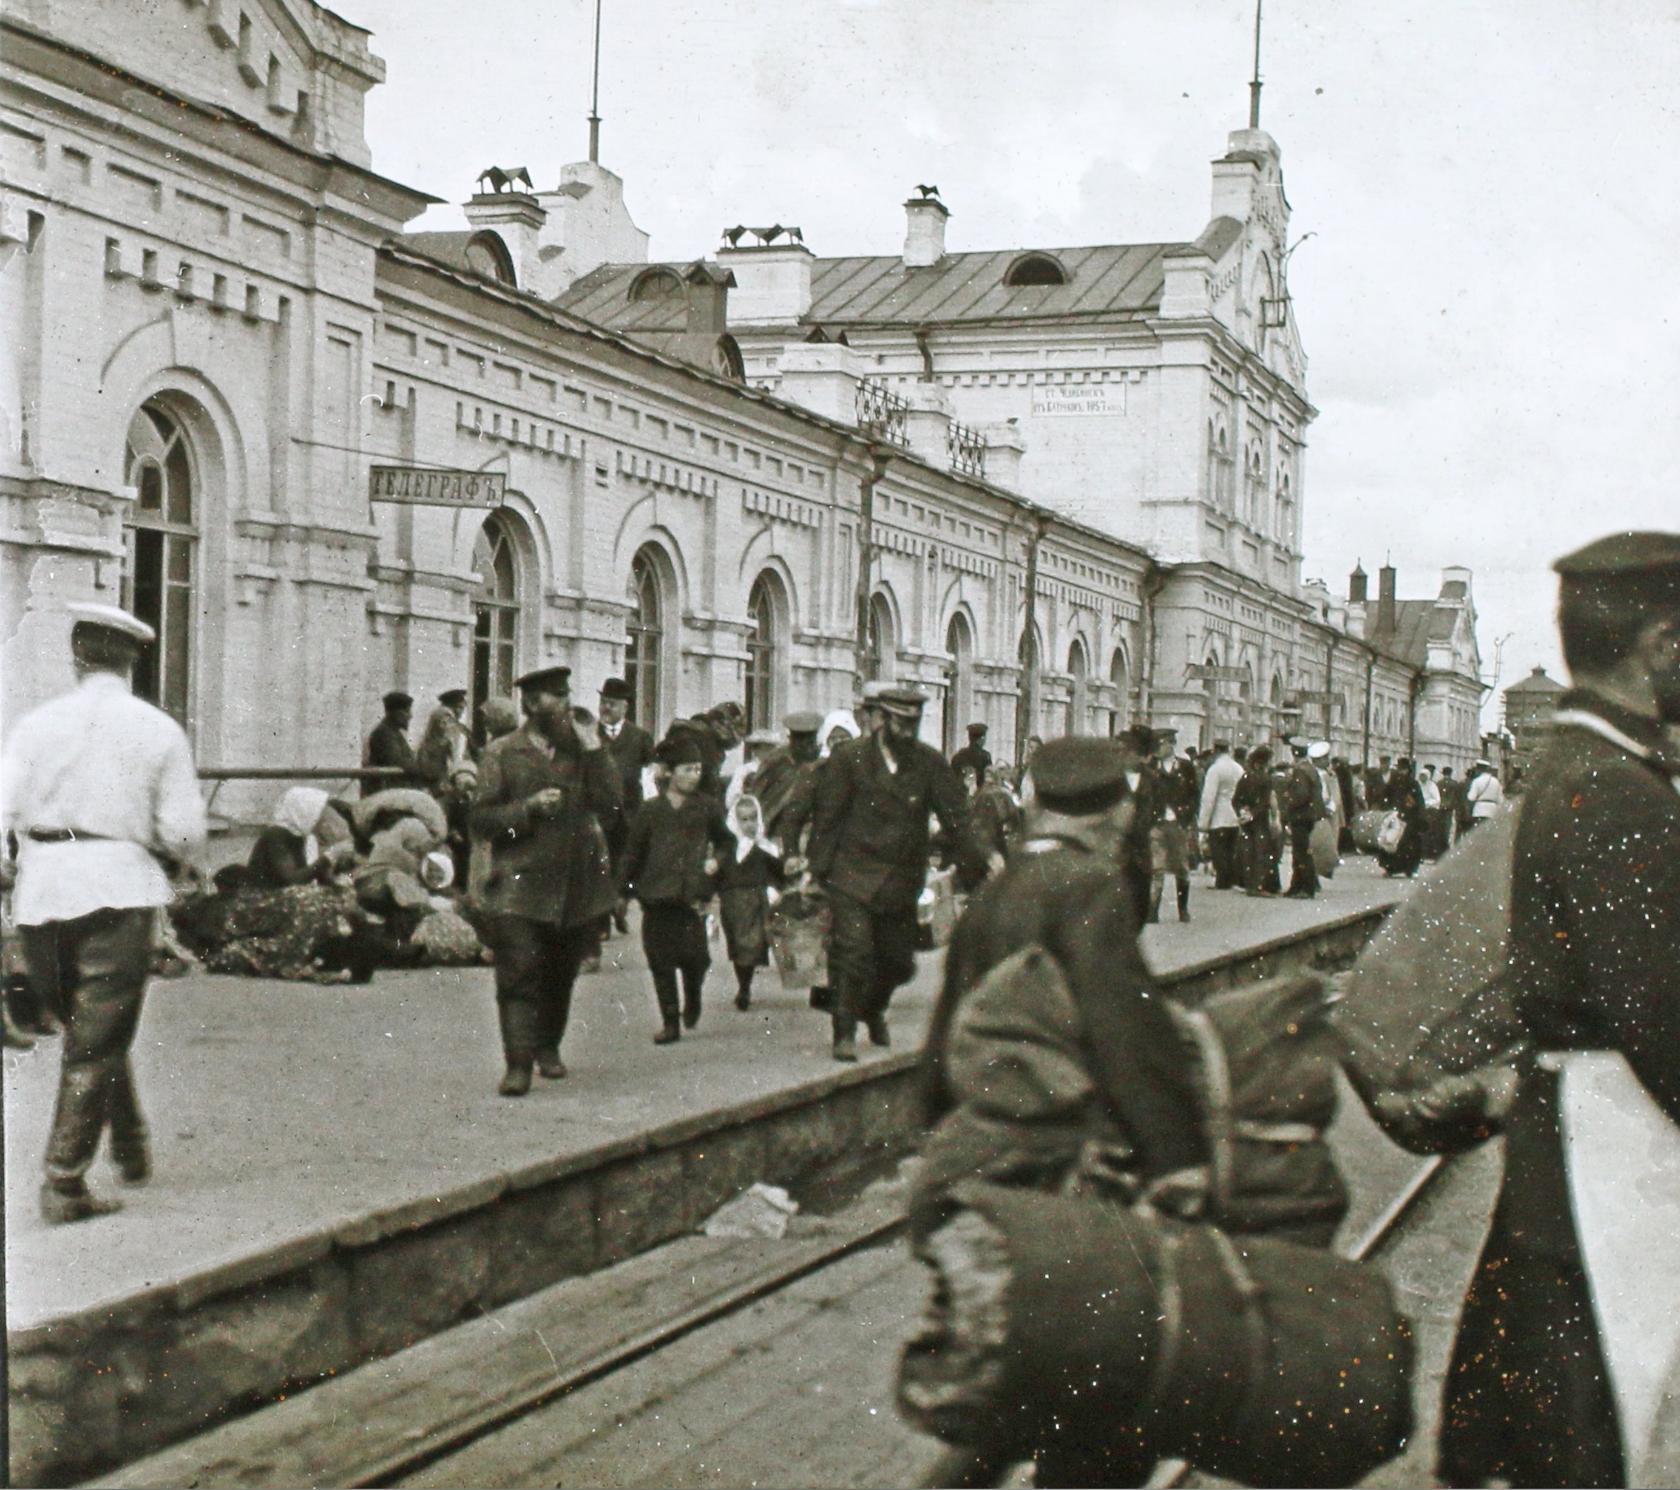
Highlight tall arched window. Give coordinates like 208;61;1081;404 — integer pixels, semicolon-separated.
865;593;895;683
943;613;974;756
744;573;782;733
471;514;523;721
1109;647;1130;736
1066;638;1089;737
626;548;666;729
1201;652;1223;750
122;402;198;728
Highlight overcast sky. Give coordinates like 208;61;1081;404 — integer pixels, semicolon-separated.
352;0;1680;725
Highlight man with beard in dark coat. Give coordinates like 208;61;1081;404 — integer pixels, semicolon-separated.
1439;533;1680;1489
808;687;989;1061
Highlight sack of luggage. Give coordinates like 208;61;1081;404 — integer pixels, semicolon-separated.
898;1180;1413;1488
1375;810;1405;854
1171;973;1348;1246
768;885;829;990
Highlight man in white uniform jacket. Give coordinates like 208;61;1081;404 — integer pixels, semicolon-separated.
1196;740;1246;889
1;603;205;1223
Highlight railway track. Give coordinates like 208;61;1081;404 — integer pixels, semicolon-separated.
98;905;1499;1490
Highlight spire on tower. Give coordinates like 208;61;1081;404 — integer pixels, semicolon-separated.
1248;0;1264;129
587;0;603;163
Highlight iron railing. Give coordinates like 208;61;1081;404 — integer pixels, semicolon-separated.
855;377;909;447
946;419;987;479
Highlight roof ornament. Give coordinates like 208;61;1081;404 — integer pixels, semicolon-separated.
721;225;804;247
476;166;533;195
914;184;941;200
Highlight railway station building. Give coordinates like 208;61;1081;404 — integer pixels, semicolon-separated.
0;0;1486;803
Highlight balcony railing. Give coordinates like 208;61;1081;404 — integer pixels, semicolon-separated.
855;377;908;447
946;418;987;479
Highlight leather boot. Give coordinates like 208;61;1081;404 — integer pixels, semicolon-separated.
536;1050;568;1080
498;1062;533;1097
1146;880;1163;924
653;1020;681;1045
832;1014;858;1063
41;1180;121;1225
1177;880;1192;923
865;1014;891;1048
681;976;702;1030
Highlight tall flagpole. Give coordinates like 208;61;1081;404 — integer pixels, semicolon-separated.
587;0;603;163
1249;0;1263;128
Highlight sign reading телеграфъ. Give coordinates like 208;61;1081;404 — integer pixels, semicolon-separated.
368;465;506;508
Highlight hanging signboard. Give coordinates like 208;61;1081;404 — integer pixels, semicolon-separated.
368;465;506;508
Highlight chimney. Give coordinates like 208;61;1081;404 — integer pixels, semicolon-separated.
461;187;546;292
1348;562;1368;605
681;264;732;336
1376;562;1398;637
715;238;814;326
903;192;949;268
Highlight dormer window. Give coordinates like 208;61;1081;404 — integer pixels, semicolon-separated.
628;267;683;301
1004;253;1068;288
463;231;516;286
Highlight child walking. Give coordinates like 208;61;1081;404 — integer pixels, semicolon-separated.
715;794;784;1011
619;736;732;1044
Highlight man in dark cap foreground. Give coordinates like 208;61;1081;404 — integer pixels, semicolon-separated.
1438;532;1680;1488
2;603;207;1222
470;666;620;1095
809;687;988;1061
914;736;1207;1487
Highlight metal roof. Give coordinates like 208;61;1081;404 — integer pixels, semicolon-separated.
557;263;710;334
1505;666;1565;695
554;218;1245;332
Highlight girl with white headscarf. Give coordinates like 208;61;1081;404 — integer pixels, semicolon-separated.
819;708;860;758
247;787;340;888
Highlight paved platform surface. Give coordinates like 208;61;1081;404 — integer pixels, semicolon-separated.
4;857;1405;1334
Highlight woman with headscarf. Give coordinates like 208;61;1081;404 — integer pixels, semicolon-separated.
174;789;366;981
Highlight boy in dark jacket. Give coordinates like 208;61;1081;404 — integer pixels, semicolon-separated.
619;736;732;1043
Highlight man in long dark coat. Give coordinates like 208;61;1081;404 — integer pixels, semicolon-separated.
1439;532;1680;1489
471;666;620;1095
949;723;992;786
752;711;822;845
808;687;988;1061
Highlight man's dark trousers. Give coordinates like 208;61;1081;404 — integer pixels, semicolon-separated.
1208;826;1240;888
826;889;918;1023
1286;817;1320;896
20;907;153;1184
489;915;596;1061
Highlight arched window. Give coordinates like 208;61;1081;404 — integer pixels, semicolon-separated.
628;267;683;302
1276;472;1294;544
471;513;522;720
1066;638;1089;737
1109;647;1130;736
122;402;198;728
865;593;895;683
1201;652;1223;750
744;573;782;734
626;548;667;729
1004;252;1068;288
943;612;974;756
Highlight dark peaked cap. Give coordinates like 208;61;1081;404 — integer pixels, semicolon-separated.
784;711;824;734
515;665;571;694
875;686;928;718
1028;738;1132;815
1553;531;1680;578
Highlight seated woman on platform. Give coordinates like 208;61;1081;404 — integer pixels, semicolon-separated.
172;788;371;982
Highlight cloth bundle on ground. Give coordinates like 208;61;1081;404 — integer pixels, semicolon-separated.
1334;808;1527;1153
898;1180;1413;1489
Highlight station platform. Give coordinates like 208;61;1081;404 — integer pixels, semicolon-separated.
5;858;1407;1485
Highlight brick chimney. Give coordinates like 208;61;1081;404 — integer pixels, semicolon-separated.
903;192;949;268
715;240;813;326
1376;562;1398;637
